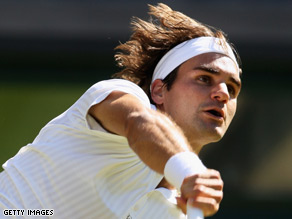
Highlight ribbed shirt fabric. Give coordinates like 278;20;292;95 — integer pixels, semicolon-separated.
0;79;185;219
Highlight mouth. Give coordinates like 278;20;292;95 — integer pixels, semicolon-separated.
204;108;225;121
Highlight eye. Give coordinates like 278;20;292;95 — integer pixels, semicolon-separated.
227;85;236;97
197;75;211;84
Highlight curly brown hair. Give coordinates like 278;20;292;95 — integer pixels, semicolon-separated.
113;3;241;97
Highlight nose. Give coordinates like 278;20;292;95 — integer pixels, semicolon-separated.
211;83;230;103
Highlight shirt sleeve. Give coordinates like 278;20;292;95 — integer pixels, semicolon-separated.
56;79;151;133
88;79;150;108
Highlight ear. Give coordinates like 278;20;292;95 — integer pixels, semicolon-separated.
151;79;165;105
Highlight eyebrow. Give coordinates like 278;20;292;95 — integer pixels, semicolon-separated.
194;65;242;89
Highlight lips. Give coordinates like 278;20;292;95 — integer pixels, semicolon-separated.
204;107;225;120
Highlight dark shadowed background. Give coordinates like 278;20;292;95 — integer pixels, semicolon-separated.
0;0;291;218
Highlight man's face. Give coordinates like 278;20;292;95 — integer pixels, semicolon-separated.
161;52;241;149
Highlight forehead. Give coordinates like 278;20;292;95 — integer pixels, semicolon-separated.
179;52;240;78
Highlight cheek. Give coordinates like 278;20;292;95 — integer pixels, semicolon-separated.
163;81;201;115
162;91;180;115
163;89;191;118
227;101;237;121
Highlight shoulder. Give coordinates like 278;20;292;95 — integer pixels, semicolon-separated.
90;79;143;93
88;79;151;108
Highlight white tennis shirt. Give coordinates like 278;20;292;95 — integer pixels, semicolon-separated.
0;79;185;218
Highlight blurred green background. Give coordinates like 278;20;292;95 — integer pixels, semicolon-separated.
0;0;292;218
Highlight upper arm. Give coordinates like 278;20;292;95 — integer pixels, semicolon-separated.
88;90;191;174
88;90;149;137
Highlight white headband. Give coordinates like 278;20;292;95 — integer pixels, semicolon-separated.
151;36;239;90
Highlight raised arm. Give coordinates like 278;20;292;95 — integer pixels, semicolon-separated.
88;90;191;174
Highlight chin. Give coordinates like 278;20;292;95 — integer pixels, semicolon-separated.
205;127;226;143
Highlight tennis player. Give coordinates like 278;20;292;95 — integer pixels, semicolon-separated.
0;3;241;218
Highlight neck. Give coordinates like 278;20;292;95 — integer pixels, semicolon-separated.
189;141;204;155
184;131;204;154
